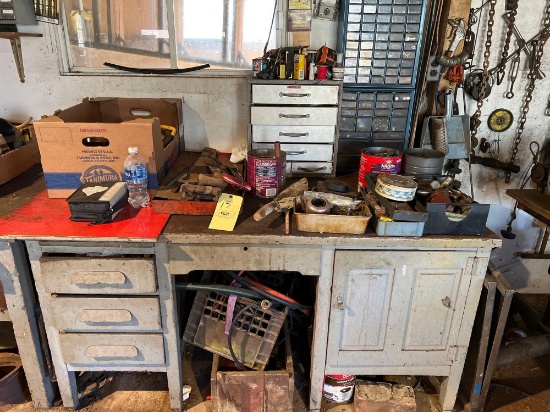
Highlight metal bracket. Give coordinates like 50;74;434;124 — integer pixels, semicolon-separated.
314;0;339;21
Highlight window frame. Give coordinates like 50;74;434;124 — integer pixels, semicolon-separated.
57;0;288;77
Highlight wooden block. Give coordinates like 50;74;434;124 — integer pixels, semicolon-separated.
355;380;416;412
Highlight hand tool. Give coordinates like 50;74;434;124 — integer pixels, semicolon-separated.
198;174;227;188
254;178;308;221
222;172;252;192
446;18;466;57
506;54;520;99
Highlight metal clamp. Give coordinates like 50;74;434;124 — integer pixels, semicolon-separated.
279;113;310;119
279;92;311;97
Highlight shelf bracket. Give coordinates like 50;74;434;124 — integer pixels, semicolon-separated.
10;36;25;83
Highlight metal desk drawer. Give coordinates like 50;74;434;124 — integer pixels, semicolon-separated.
39;256;157;295
288;161;334;175
51;297;161;332
59;333;165;366
252;143;333;162
251;107;338;126
251;125;335;143
252;84;339;105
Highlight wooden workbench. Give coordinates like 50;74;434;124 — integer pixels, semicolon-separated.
0;166;501;412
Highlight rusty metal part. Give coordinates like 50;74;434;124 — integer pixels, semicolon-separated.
254;178;308;221
0;353;29;408
470;0;497;150
504;12;545;79
305;197;331;214
471;156;521;173
436;51;470;67
495;0;518;85
198;174;227;188
505;5;550;183
506;54;520;99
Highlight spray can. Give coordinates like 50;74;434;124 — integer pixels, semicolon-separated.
294;53;305;80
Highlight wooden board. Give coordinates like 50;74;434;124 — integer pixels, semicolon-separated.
506;189;550;223
0;190;170;241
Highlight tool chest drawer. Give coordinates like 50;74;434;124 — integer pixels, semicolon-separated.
251;107;338;126
59;333;165;366
252;143;333;162
251;125;335;143
252;84;340;105
288;161;334;175
50;297;161;332
39;256;157;295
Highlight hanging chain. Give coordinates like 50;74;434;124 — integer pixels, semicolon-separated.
495;0;519;85
470;0;497;150
505;3;550;183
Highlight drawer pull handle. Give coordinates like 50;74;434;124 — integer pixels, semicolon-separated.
279;132;309;137
77;309;132;323
279;92;311;98
279;113;310;119
85;345;138;358
286;150;307;155
297;166;327;172
69;272;127;286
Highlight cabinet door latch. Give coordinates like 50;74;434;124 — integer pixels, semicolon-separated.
336;296;344;310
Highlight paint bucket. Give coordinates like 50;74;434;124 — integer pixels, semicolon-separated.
323;375;356;403
317;65;328;80
358;147;402;190
246;148;286;198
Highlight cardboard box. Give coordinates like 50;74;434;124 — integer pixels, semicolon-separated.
34;97;183;198
0;128;41;186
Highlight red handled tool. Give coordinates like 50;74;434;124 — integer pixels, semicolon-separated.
222;172;252;192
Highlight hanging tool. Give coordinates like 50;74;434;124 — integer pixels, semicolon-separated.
504;11;545;80
495;0;518;85
505;55;520;99
505;3;550;185
487;109;514;132
437;18;470;67
447;65;464;84
464;70;493;100
469;0;497;150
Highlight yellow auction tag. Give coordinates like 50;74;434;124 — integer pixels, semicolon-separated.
208;193;243;231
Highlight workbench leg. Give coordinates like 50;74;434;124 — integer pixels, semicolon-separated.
0;241;56;408
156;242;183;410
26;241;79;408
440;347;468;411
308;248;334;412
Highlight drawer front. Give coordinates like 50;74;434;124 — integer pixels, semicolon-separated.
289;162;334;175
251;125;335;143
170;244;321;277
252;84;339;105
51;297;161;332
252;143;333;162
251;107;338;126
59;333;165;366
40;257;157;294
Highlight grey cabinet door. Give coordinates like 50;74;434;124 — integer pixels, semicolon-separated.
327;250;474;369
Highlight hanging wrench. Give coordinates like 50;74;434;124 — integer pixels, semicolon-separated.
506;54;520;99
446;18;466;57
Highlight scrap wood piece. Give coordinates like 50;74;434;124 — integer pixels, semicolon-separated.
254;178;308;221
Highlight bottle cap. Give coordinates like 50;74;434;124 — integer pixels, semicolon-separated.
128;147;138;154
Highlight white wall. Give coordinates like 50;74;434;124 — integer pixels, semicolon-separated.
462;0;550;292
1;3;549;291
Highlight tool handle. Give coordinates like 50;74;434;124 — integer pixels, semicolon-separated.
222;172;252;191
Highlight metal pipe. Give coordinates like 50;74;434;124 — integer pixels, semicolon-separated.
495;334;550;368
175;283;263;300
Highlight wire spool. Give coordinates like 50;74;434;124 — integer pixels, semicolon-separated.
429;117;448;154
487;109;514;132
464;70;493;101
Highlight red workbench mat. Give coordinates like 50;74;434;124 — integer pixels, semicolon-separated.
0;191;170;240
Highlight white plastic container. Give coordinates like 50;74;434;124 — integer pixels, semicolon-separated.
124;147;150;208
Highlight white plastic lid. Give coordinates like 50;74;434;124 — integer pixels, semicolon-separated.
128;147;138;154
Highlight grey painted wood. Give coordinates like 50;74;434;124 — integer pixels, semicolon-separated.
50;296;161;332
169;244;321;276
40;256;157;294
155;242;184;410
0;241;55;408
59;333;165;365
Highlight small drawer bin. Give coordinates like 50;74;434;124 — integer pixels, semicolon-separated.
251;107;338;126
59;333;165;366
252;84;339;105
50;297;161;332
39;256;157;294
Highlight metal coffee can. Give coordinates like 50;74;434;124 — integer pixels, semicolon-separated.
247;148;286;198
358;147;402;190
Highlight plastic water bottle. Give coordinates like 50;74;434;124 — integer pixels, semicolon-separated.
124;147;150;208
